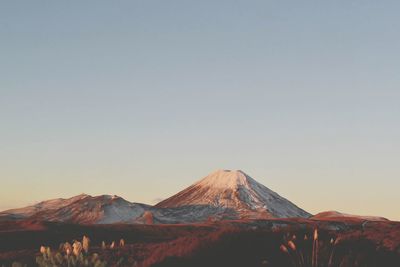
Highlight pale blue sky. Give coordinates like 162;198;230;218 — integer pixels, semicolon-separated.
1;1;399;220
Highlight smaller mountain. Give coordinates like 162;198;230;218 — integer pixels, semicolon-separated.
312;211;389;222
33;194;152;224
0;194;150;224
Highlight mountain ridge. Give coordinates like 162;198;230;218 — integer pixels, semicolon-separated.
1;169;311;224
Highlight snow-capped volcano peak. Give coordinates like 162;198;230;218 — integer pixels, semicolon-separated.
197;169;252;189
156;169;310;219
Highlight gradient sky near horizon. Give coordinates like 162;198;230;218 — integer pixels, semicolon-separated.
1;1;399;220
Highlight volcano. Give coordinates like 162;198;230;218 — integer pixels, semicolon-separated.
156;169;310;219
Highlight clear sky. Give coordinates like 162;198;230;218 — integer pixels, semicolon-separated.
1;1;399;220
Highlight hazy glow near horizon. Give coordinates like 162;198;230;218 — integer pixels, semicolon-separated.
1;1;399;220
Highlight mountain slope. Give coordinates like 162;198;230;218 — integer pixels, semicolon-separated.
0;194;89;219
156;169;310;218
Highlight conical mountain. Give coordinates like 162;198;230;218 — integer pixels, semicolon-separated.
156;169;310;218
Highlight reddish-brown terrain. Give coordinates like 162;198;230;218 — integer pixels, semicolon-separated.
1;217;400;267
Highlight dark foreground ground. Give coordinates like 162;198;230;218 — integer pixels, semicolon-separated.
1;217;400;267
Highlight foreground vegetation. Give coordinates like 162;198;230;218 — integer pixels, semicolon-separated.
1;219;400;267
3;236;128;267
